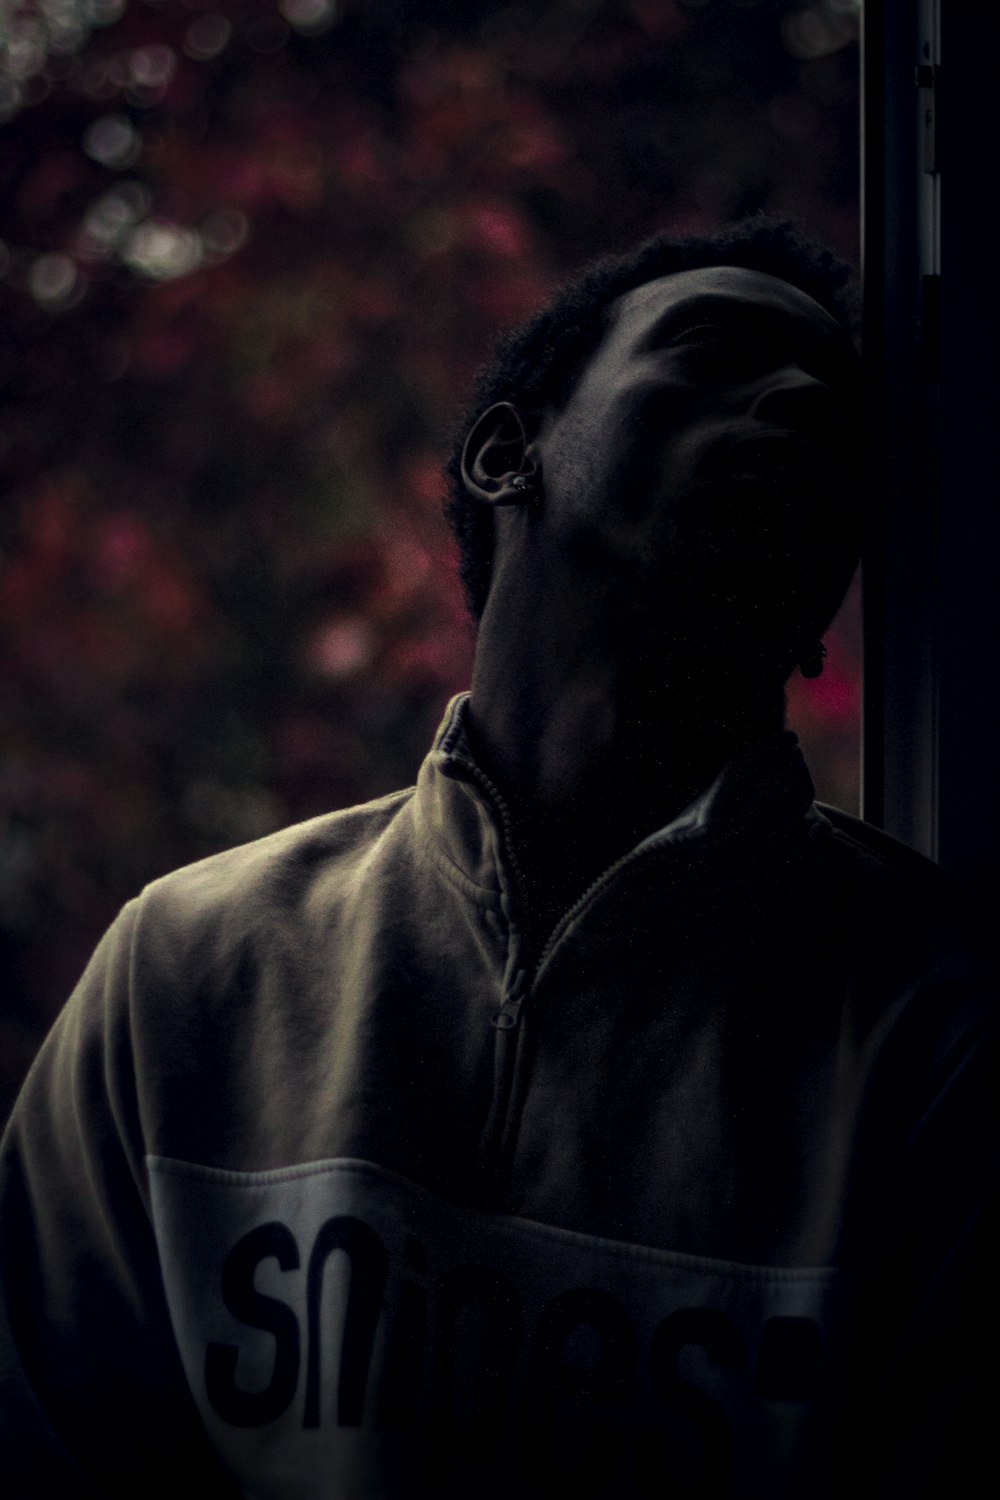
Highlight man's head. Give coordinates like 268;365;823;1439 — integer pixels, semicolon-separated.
445;218;862;687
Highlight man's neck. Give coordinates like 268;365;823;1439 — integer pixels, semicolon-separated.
466;574;784;943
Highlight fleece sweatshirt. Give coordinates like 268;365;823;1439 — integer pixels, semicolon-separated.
1;694;996;1498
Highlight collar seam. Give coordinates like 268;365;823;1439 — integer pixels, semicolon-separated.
416;815;506;909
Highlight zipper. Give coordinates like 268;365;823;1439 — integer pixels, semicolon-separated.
492;965;527;1033
454;749;707;1202
476;960;528;1198
441;708;801;1206
475;834;708;1203
450;754;536;1200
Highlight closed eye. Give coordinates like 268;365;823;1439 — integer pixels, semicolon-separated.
670;323;728;347
669;321;754;377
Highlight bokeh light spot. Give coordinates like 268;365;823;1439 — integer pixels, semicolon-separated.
83;114;139;169
200;208;249;257
184;15;233;63
123;222;203;281
79;183;151;256
781;6;857;60
84;0;127;25
308;618;374;679
45;12;87;59
5;18;48;82
280;0;337;36
128;44;177;89
28;252;78;307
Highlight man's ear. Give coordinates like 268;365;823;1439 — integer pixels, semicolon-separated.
460;402;540;506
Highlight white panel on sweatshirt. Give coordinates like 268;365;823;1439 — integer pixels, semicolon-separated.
148;1155;845;1500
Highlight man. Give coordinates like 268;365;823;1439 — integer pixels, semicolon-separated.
1;219;995;1498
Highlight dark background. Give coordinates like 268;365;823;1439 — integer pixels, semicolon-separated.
0;0;861;1119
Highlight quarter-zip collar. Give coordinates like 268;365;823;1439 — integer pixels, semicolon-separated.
417;692;823;929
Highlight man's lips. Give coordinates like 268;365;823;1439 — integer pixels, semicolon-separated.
698;427;816;486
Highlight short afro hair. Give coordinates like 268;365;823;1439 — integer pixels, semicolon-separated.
444;216;860;624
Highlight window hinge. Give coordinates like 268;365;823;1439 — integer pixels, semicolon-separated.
916;63;938;175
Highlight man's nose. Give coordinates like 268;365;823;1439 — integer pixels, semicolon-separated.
747;369;835;436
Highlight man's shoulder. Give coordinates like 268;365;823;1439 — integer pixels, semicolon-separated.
133;784;420;944
815;804;997;1003
815;803;975;948
816;804;947;886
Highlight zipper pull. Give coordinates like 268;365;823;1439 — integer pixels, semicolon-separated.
492;967;526;1030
